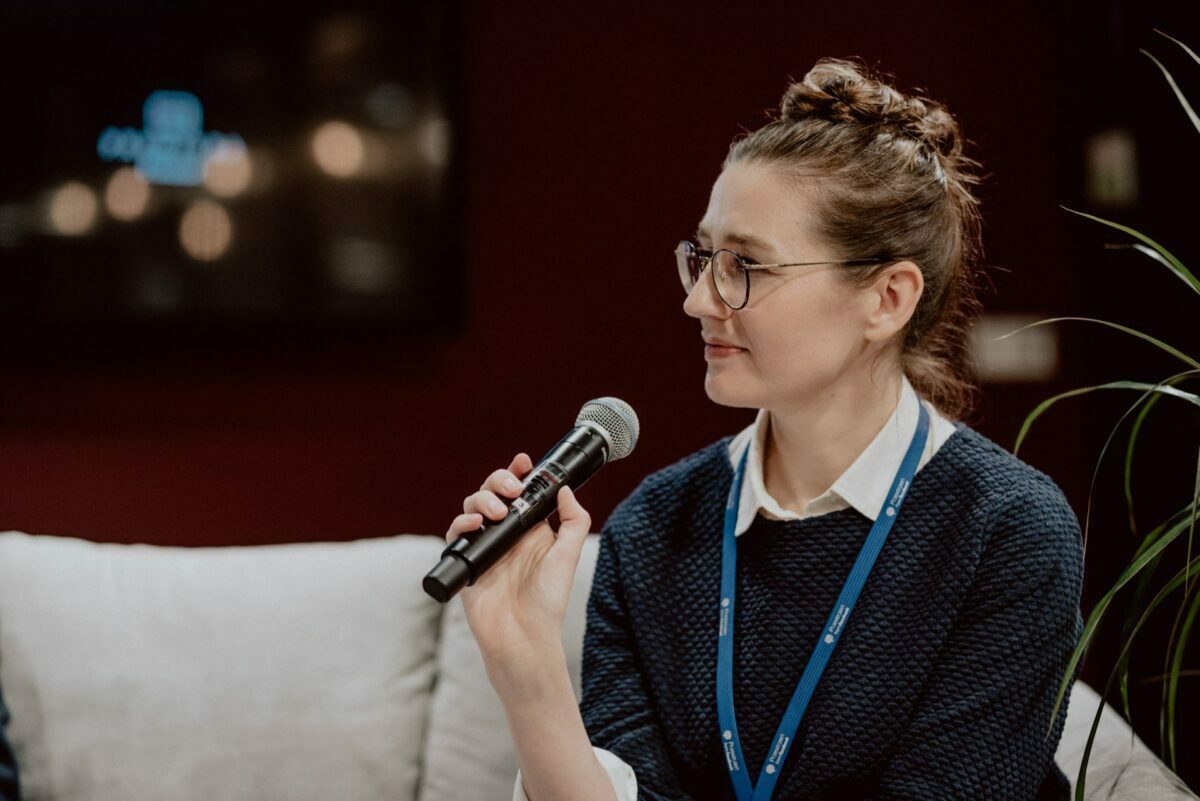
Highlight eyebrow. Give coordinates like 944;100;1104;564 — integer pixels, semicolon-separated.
693;226;775;256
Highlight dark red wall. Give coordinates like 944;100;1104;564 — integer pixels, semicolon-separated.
4;0;1200;785
1;0;1196;558
0;0;1097;546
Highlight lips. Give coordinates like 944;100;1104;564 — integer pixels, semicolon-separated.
704;339;745;349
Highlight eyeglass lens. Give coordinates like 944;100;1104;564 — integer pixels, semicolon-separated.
675;241;747;309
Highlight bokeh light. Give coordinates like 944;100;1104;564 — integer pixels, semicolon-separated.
328;237;399;295
179;199;232;261
417;115;451;168
365;83;414;129
48;181;99;235
202;147;254;197
312;121;365;177
104;166;151;221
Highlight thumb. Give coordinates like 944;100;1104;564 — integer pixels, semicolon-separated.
553;485;592;560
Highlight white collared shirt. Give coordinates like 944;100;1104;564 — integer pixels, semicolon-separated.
512;374;959;801
726;372;960;532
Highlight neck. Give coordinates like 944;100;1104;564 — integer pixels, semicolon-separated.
763;368;904;515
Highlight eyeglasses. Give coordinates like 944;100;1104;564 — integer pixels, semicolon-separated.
675;239;899;310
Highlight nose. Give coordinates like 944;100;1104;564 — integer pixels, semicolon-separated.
682;263;732;321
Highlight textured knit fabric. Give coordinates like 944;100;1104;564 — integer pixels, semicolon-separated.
565;378;958;801
514;382;959;801
579;421;1085;801
0;682;19;800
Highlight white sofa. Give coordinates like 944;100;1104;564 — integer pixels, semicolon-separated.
0;530;1193;801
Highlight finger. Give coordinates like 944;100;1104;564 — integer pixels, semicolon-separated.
509;452;533;478
464;489;510;520
486;466;526;499
445;512;483;544
553;485;592;557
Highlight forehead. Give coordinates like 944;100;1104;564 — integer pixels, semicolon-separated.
696;160;821;254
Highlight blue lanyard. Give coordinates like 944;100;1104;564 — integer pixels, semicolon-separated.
716;399;930;801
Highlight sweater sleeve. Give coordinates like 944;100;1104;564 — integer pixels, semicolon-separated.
868;481;1085;801
511;746;638;801
578;518;700;801
0;683;19;801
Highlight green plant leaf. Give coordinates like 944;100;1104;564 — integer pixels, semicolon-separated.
1059;207;1200;295
1010;376;1200;458
992;317;1200;379
1038;373;1200;740
1123;384;1177;535
1114;371;1200;720
1050;502;1199;740
1139;44;1200;136
1159;446;1200;770
1103;242;1200;293
1163;568;1200;770
1154;28;1200;67
1120;528;1168;722
1072;548;1200;800
1047;373;1200;735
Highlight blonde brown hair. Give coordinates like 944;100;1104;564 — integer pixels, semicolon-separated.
725;57;990;424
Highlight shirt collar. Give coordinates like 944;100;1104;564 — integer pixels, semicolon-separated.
728;373;926;534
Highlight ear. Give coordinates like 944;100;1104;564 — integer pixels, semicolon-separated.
862;261;923;344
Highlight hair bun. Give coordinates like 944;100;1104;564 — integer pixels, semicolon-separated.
780;57;963;160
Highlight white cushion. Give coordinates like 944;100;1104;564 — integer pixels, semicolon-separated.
0;530;447;801
1055;679;1198;800
1;527;1192;801
417;534;601;801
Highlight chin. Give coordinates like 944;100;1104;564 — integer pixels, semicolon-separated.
703;370;759;410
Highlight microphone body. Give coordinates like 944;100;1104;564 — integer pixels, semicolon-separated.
423;423;609;602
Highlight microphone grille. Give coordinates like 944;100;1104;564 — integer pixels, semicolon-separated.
576;397;639;461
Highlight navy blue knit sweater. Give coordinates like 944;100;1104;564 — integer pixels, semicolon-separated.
579;421;1085;801
0;680;18;800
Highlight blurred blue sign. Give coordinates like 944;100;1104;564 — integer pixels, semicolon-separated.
97;90;245;186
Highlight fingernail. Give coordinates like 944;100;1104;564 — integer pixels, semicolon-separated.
504;477;521;492
491;499;507;515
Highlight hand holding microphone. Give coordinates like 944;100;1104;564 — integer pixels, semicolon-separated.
443;452;592;667
424;397;639;670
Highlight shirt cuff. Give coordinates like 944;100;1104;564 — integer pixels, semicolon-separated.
512;745;638;801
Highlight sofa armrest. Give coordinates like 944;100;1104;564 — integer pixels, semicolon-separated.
1055;680;1198;800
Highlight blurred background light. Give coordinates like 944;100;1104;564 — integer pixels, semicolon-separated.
365;83;415;129
968;313;1060;383
328;237;400;295
179;199;233;261
47;181;99;236
203;147;254;197
312;121;365;177
417;115;451;168
1;0;463;334
311;14;369;85
1084;126;1139;209
104;167;152;221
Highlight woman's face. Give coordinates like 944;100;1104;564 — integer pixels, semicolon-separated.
683;159;884;411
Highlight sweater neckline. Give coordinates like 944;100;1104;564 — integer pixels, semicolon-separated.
714;420;973;526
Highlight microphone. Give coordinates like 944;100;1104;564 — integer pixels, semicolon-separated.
423;397;639;603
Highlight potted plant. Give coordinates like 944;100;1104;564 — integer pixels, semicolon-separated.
1004;28;1199;801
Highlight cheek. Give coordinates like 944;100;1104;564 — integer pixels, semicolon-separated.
747;286;858;367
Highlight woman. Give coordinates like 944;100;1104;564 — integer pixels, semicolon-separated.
446;57;1085;801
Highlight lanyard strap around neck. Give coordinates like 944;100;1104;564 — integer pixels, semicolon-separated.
716;399;930;801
